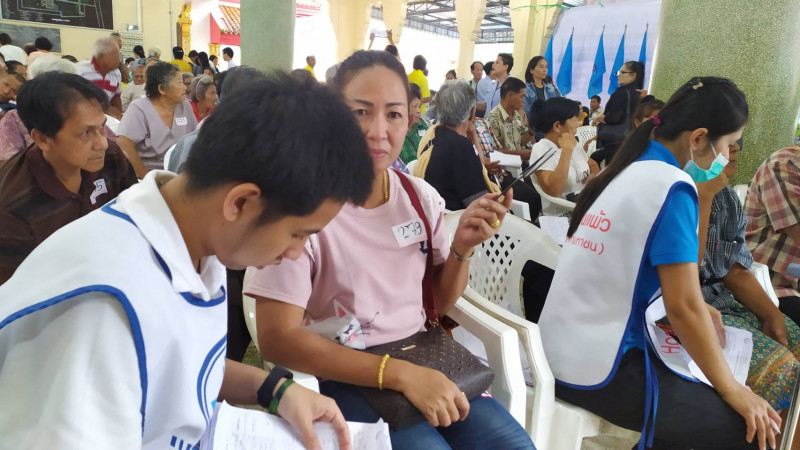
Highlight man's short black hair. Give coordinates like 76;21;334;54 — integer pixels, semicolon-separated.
209;55;218;62
188;50;198;58
5;60;25;76
220;66;265;100
483;61;493;76
35;37;53;51
125;57;135;64
470;61;483;71
183;73;374;223
16;72;108;138
172;46;184;60
498;53;514;73
0;33;11;46
500;77;526;99
222;47;234;58
591;95;601;103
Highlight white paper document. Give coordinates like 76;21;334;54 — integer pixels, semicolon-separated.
538;216;569;247
200;401;392;450
646;298;752;387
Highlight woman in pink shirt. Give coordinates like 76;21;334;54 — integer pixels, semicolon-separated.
245;51;533;449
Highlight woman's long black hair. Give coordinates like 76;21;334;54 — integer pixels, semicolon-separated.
568;77;749;237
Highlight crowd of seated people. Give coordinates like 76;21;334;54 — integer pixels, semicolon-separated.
2;24;800;450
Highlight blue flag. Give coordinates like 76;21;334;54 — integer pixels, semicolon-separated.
556;31;574;95
608;31;625;95
638;28;647;63
544;34;554;79
587;30;606;98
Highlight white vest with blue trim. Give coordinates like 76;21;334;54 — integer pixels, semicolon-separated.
539;159;697;387
0;200;227;450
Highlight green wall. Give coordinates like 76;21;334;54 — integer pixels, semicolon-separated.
650;0;800;185
241;0;295;73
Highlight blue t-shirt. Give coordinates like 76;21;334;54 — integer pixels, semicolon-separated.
623;141;699;352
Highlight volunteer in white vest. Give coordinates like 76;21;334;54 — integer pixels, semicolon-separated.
0;75;377;449
539;77;781;450
529;97;599;215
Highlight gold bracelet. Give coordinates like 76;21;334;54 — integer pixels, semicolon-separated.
450;245;474;262
378;354;390;390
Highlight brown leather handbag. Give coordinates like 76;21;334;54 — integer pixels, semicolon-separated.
358;171;495;430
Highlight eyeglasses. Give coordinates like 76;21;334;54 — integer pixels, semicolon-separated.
617;70;634;76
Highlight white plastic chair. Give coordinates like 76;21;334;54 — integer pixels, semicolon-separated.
531;176;576;217
733;184;749;205
104;114;120;134
241;267;528;426
575;126;597;147
750;262;781;307
445;211;628;449
509;199;532;221
406;159;418;175
162;144;177;172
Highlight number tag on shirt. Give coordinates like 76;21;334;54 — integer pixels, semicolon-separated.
175;116;188;126
418;129;426;137
392;219;427;247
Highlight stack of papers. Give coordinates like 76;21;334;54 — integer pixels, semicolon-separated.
200;401;392;450
646;298;752;386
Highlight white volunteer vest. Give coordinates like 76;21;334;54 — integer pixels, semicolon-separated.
0;201;227;449
538;158;696;449
539;159;695;387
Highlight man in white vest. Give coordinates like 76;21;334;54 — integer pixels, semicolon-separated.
0;73;375;449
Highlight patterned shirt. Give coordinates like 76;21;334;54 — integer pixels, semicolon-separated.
700;186;753;305
400;118;430;164
473;117;504;184
485;104;528;151
745;146;800;298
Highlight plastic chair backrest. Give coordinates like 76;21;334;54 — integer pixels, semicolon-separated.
105;114;120;134
508;199;531;221
406;159;418;175
163;144;177;172
733;184;748;205
531;177;576;215
445;211;560;317
575;126;597;146
750;262;781;307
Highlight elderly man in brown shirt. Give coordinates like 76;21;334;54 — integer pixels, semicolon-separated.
0;72;137;283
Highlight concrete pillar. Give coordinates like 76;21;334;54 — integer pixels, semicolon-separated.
329;0;374;62
509;0;564;80
455;0;487;81
650;0;800;185
380;0;408;44
241;0;294;72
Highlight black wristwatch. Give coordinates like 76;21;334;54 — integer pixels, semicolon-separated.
256;366;294;409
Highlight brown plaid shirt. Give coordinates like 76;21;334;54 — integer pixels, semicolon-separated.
745;146;800;298
0;141;137;283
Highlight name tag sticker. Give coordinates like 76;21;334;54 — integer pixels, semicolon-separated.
392;219;427;247
175;117;188;126
418;129;426;137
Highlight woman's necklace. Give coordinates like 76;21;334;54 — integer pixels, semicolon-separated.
383;170;389;203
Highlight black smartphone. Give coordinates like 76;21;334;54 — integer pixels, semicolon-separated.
500;149;556;196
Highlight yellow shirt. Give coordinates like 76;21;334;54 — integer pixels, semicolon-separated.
304;65;316;79
408;69;430;114
169;59;193;73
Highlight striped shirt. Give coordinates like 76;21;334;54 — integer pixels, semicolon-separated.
0;141;137;283
76;59;122;100
745;146;800;298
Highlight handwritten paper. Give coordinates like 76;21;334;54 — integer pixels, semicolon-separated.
538;216;570;247
646;297;752;387
200;401;392;450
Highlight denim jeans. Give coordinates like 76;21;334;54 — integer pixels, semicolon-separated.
320;381;535;450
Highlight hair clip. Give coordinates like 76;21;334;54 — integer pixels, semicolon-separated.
651;115;662;127
692;81;704;90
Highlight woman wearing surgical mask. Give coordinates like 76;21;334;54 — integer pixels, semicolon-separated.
539;78;784;450
697;140;800;441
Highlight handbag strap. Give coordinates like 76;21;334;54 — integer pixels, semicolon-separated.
393;169;438;325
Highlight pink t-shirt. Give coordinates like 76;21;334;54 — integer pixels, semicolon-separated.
244;170;450;349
